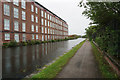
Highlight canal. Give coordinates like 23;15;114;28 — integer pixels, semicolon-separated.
2;38;85;78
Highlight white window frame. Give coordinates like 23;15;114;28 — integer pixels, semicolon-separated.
45;28;47;33
22;34;26;41
47;28;50;34
4;19;10;30
41;10;44;17
45;35;47;41
48;14;49;20
4;4;10;16
48;35;49;40
48;21;49;26
14;21;19;31
5;33;10;40
22;11;26;20
14;34;19;42
35;7;38;14
41;19;44;25
45;12;46;18
36;16;38;23
14;8;19;18
45;20;47;26
36;26;38;32
31;5;34;12
22;23;26;32
31;25;34;32
32;34;34;39
50;15;51;20
36;35;38;39
13;0;19;6
42;35;44;41
21;0;26;9
5;0;11;2
31;15;34;22
42;27;44;33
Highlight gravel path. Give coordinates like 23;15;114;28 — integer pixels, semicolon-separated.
57;40;102;78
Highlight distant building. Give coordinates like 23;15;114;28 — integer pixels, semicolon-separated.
0;0;68;43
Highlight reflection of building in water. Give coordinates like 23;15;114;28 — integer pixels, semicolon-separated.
45;43;48;55
1;0;68;43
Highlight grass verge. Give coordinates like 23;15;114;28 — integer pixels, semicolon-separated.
30;40;85;79
91;42;118;78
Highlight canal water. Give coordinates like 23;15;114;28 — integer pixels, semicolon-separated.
2;38;85;78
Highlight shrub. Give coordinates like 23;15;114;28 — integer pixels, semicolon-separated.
8;40;18;47
21;41;27;46
2;43;9;48
30;40;36;45
35;40;41;44
51;40;55;42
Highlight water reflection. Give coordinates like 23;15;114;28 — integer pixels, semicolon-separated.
2;38;85;78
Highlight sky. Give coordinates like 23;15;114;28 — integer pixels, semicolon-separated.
36;0;90;35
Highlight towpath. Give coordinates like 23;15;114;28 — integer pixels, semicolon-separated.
57;40;102;78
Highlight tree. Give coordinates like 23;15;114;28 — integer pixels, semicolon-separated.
79;1;120;57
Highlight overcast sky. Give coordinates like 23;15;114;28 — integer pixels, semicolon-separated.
36;0;90;35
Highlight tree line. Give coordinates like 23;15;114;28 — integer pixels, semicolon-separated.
79;1;120;57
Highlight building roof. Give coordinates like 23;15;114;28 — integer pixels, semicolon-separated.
34;1;67;24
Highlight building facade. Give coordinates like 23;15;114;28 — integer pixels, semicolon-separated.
0;0;68;43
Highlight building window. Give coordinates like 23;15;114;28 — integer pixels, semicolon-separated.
42;27;44;33
31;5;34;12
4;4;10;16
50;15;51;20
36;26;38;32
32;34;34;39
36;35;38;39
14;34;19;42
41;10;44;17
13;0;19;6
36;16;38;23
45;20;47;26
48;35;49;40
5;0;11;2
14;8;19;18
22;11;26;20
48;21;49;26
22;23;26;32
4;19;10;30
31;25;34;32
41;19;44;25
42;35;44;41
14;21;19;31
35;7;38;14
22;34;26;41
45;35;47;41
48;14;49;20
48;28;49;34
31;15;34;22
45;12;46;18
45;28;47;33
21;0;26;9
5;33;10;40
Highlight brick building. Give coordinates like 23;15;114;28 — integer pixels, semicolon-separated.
0;0;68;43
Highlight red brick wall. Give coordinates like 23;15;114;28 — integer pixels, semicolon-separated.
2;1;68;43
0;1;2;45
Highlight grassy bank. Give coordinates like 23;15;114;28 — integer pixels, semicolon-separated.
29;40;85;79
91;42;118;78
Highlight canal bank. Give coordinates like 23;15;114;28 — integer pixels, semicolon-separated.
26;39;86;79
